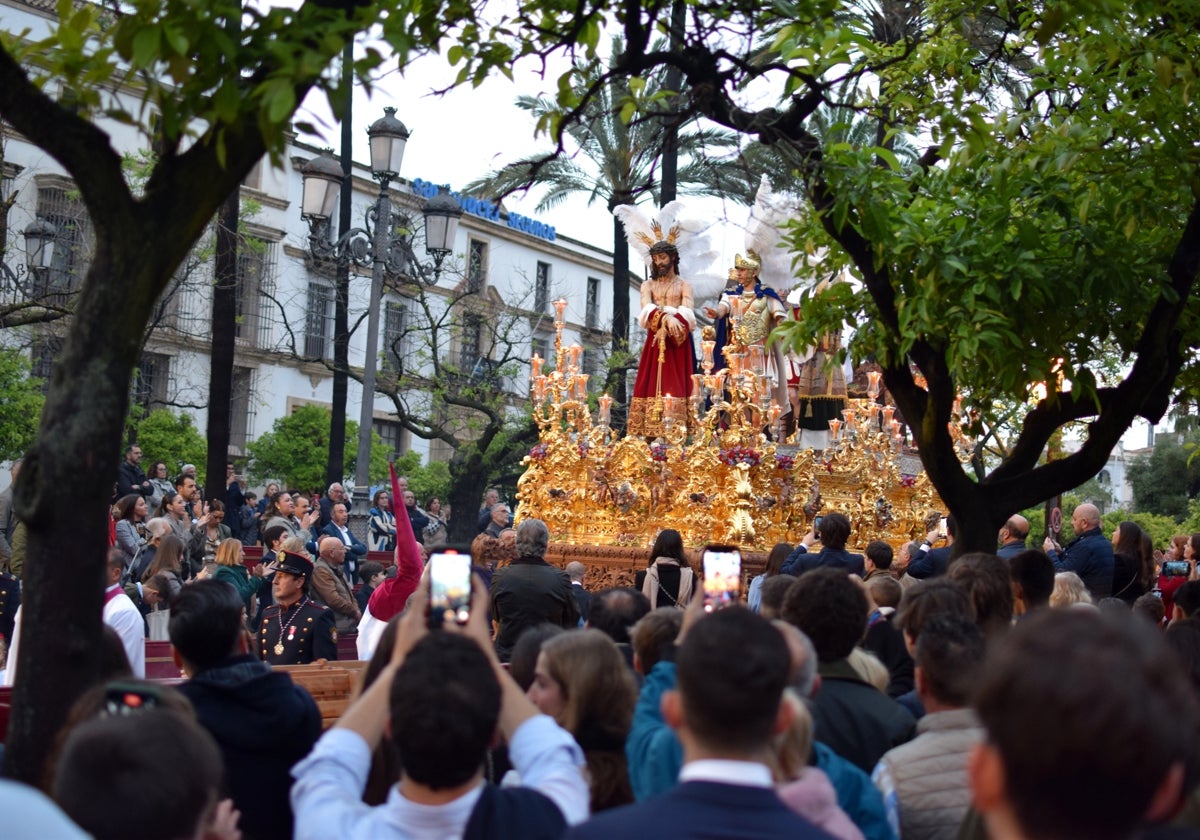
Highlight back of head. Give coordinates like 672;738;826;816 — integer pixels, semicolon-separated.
515;518;549;559
649;529;688;565
169;579;245;670
1133;593;1166;627
865;540;893;570
391;632;501;790
1008;550;1055;610
631;607;683;674
914;613;984;707
588;587;651;645
1050;572;1092;608
974;609;1200;840
781;567;867;663
765;543;792;576
867;575;902;610
896;579;973;641
759;574;796;619
1165;618;1200;697
541;630;637;737
1173;580;1200;619
677;608;789;753
54;709;222;840
509;623;566;692
565;560;587;582
946;552;1013;640
818;513;851;551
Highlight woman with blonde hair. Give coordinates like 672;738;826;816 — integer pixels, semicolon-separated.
527;629;637;812
772;689;864;840
1050;571;1094;609
212;539;258;614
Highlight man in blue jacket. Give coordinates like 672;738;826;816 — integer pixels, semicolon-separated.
1043;503;1114;599
781;513;866;578
624;602;895;840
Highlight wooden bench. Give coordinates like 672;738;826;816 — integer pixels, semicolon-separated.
145;639;179;679
273;660;366;729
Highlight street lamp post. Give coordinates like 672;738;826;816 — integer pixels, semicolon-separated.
300;107;463;539
1;218;58;292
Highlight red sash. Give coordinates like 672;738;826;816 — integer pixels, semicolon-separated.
104;586;124;606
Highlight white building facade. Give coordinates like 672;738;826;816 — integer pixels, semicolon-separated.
1;0;641;478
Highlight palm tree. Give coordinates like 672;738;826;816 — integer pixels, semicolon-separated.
464;36;747;412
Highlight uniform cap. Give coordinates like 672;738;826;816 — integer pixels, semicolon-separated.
272;550;313;578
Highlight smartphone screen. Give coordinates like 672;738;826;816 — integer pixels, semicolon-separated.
813;515;824;535
1163;560;1190;577
429;552;472;625
702;547;742;612
104;683;162;717
937;517;948;538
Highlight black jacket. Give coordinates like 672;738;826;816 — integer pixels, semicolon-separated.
490;557;579;661
179;654;321;840
809;658;916;772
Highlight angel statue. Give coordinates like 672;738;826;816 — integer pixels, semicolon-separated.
704;176;797;424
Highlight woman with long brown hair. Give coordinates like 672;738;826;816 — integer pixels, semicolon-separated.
635;528;698;609
1111;521;1154;604
527;629;637;812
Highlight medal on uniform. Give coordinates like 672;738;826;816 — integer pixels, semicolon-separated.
271;598;308;659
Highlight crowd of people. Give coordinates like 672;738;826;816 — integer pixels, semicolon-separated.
4;450;1200;840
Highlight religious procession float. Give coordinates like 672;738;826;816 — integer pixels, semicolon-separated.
515;179;963;575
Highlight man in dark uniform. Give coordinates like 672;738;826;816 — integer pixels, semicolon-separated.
259;550;337;665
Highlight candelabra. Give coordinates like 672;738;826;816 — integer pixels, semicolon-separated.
516;297;946;551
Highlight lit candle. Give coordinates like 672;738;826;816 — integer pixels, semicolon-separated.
881;405;895;425
663;394;678;418
530;353;543;378
748;344;765;374
828;418;842;440
691;374;704;396
769;402;783;425
575;374;589;400
567;344;582;371
728;353;743;375
598;393;613;425
553;297;568;324
701;340;715;373
867;370;882;398
841;408;856;426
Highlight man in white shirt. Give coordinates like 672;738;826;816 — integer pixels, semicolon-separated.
291;573;589;839
103;547;145;677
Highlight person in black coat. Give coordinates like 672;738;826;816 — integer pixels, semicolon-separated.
171;579;321;840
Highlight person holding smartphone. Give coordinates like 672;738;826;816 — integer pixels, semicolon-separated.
781;513;865;578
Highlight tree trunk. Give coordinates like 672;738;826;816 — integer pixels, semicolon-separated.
3;241;158;786
206;189;239;496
